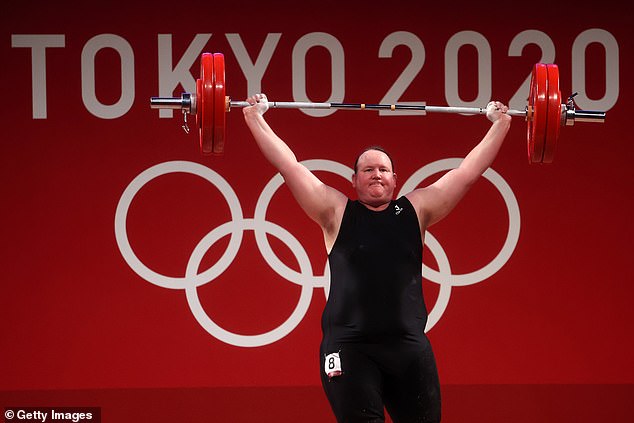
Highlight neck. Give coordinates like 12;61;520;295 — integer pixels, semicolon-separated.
359;199;391;211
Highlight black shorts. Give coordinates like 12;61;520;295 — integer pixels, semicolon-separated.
319;340;441;423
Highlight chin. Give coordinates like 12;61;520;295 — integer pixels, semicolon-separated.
365;196;390;205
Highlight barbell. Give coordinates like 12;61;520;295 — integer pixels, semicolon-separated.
150;52;606;163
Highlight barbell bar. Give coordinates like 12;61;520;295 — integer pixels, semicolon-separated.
150;52;606;163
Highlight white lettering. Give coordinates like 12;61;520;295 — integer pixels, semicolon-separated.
445;30;491;108
11;34;65;119
292;32;345;117
81;34;135;119
10;30;621;120
507;30;555;110
157;33;212;118
16;409;48;421
572;28;619;111
226;33;281;98
377;31;426;116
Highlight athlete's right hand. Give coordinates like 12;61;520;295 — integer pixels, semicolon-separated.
244;93;269;117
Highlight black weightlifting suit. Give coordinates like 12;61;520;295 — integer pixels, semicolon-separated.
320;197;441;423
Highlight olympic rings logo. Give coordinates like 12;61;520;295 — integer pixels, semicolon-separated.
114;159;520;347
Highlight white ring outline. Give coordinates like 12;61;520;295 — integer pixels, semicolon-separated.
185;218;314;347
114;161;244;290
423;232;452;332
398;158;521;286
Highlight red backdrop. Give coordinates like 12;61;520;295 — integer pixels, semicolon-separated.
2;0;632;421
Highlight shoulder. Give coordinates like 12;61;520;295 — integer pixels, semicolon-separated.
403;188;430;212
323;197;352;254
402;190;430;229
396;195;421;218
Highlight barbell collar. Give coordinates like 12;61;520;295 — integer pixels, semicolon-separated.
150;93;196;114
565;109;606;126
150;97;182;109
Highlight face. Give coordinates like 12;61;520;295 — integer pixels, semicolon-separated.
352;149;397;208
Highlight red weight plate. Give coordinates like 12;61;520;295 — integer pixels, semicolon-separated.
212;53;226;155
542;64;561;163
527;63;548;163
199;52;215;155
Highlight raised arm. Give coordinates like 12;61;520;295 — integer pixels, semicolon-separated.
242;94;348;249
406;101;512;229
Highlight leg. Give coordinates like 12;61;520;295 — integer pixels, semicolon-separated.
320;345;386;423
382;342;441;423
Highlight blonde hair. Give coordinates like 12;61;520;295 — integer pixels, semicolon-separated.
353;146;394;173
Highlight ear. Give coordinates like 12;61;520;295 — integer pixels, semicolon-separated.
351;172;357;189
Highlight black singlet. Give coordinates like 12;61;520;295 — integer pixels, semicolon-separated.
322;197;427;347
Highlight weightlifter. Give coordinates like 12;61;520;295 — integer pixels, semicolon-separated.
243;93;511;423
